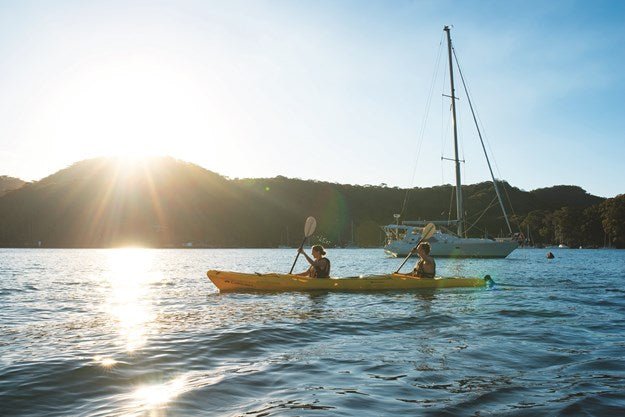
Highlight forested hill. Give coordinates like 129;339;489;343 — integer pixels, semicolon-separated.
0;157;622;248
0;175;26;196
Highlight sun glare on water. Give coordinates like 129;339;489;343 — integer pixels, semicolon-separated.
93;355;118;368
104;248;162;352
125;371;226;414
133;376;188;407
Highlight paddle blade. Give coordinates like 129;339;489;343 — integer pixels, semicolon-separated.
304;216;317;238
421;223;436;241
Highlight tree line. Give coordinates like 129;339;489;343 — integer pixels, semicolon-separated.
515;196;625;248
0;157;622;248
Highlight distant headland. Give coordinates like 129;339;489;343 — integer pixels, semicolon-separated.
0;157;623;249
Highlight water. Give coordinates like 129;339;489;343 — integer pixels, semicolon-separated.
1;248;624;416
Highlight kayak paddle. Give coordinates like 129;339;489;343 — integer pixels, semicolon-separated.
395;222;436;274
289;216;317;274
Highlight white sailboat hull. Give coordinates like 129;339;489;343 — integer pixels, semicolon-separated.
384;230;518;258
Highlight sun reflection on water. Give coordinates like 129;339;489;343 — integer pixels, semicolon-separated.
125;371;225;415
93;355;118;368
105;248;162;352
133;376;187;408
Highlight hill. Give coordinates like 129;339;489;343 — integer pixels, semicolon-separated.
0;175;26;196
529;185;604;211
0;157;229;247
0;157;621;248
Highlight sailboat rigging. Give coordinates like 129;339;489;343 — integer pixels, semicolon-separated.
383;26;519;258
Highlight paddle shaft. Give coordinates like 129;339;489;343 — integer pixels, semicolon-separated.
289;237;308;274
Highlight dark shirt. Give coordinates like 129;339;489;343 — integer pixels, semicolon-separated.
310;258;331;278
414;258;436;278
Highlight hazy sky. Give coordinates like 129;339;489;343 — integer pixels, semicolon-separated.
1;0;623;197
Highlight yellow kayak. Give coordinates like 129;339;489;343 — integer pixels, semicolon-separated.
207;270;492;292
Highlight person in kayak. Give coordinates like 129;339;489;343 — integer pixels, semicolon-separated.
412;242;436;278
296;245;331;278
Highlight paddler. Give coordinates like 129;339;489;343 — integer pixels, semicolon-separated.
411;242;436;278
296;245;331;278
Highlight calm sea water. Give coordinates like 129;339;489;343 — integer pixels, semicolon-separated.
1;248;624;416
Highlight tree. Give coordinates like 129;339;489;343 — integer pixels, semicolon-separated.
580;205;604;247
600;195;625;248
520;210;551;245
553;207;584;248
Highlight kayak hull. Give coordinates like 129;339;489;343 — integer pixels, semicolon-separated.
207;270;491;292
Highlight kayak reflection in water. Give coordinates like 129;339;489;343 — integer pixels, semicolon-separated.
411;242;436;278
296;245;331;278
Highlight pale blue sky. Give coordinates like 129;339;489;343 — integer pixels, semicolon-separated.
0;0;623;197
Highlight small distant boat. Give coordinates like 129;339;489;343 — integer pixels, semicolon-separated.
207;270;492;292
558;244;569;249
278;226;293;248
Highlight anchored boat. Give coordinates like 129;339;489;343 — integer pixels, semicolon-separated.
383;26;519;258
207;270;492;292
384;221;519;258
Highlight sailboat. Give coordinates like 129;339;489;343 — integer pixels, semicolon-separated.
345;220;358;248
383;26;519;258
278;226;292;248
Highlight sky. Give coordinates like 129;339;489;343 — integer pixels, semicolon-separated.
0;0;623;197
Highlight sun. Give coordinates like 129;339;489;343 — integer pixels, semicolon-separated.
41;55;224;165
114;154;151;170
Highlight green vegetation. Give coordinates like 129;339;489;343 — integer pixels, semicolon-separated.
0;157;623;248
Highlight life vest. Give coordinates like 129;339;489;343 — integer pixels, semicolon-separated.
313;258;331;278
414;259;436;278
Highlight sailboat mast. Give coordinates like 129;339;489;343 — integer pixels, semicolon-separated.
351;220;355;242
450;37;514;236
444;26;464;237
